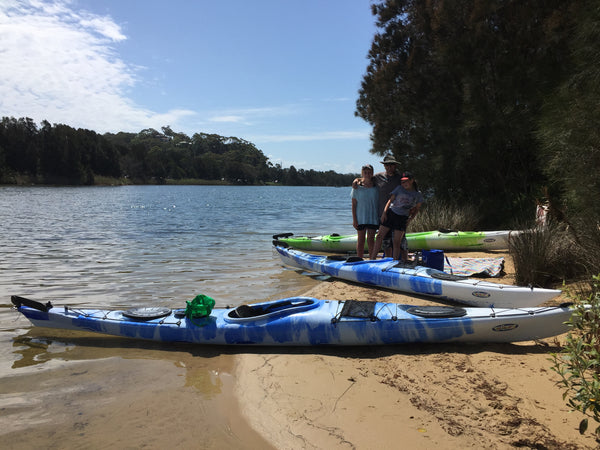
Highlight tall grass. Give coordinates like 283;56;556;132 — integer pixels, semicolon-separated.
509;217;600;289
509;222;580;287
569;217;600;279
409;198;480;232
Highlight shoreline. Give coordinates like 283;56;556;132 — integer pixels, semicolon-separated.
235;252;597;449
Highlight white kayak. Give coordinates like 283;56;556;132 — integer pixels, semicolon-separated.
12;295;577;345
274;245;561;308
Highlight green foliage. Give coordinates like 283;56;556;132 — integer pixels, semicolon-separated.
357;0;580;228
536;0;600;218
551;276;600;439
0;117;356;186
409;198;480;232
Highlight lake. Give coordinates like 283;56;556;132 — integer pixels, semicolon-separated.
0;185;355;447
0;185;354;306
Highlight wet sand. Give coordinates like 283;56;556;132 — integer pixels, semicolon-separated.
1;329;272;449
235;252;598;449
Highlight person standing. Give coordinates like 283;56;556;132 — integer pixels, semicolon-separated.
370;171;423;261
354;154;404;257
351;164;379;258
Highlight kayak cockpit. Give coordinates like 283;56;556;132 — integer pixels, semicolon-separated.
226;297;319;321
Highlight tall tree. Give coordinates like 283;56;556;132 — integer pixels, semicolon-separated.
537;0;600;218
357;0;576;226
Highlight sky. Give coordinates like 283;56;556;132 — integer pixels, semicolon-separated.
0;0;388;174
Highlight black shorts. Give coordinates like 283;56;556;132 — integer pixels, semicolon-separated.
382;210;408;231
357;224;378;231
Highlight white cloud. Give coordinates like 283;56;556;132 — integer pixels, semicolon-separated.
209;115;246;124
0;0;193;132
249;130;371;143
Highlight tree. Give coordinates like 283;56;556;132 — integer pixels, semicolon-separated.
1;117;355;186
357;0;576;226
537;0;600;218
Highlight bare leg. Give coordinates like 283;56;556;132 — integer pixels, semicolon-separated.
370;225;390;259
356;229;366;258
366;228;376;259
392;230;405;260
401;235;409;261
384;230;393;257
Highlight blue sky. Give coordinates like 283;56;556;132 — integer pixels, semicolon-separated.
0;0;387;173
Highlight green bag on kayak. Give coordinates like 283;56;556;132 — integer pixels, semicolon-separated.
185;294;215;319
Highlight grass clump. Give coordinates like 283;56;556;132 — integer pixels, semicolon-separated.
410;198;480;232
509;215;600;289
568;217;600;278
509;222;581;287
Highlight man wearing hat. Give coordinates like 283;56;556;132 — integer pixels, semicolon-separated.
353;153;405;257
375;154;404;216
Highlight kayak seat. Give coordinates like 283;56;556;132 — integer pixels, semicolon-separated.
228;299;314;319
326;255;364;263
438;228;457;233
345;256;364;263
229;304;261;318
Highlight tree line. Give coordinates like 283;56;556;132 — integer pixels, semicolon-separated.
357;0;600;228
0;118;355;187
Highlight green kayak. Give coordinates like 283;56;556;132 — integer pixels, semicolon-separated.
273;230;520;252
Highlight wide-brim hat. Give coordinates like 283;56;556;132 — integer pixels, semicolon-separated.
380;154;400;165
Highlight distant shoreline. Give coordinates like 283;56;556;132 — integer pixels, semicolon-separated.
0;175;352;187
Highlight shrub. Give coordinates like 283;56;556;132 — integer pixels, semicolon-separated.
410;198;480;232
568;216;600;278
509;222;582;287
551;275;600;440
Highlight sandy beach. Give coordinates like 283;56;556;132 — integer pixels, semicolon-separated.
235;252;598;449
4;250;597;449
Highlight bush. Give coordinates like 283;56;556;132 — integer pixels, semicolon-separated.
508;212;600;288
410;198;480;232
568;217;600;278
509;222;582;287
551;275;600;440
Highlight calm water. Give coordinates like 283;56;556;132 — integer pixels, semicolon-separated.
0;185;355;447
0;185;354;307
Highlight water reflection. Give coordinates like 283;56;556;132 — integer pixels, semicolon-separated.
3;328;248;444
11;336;55;369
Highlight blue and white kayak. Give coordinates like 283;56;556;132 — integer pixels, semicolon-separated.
274;246;561;308
11;295;575;345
